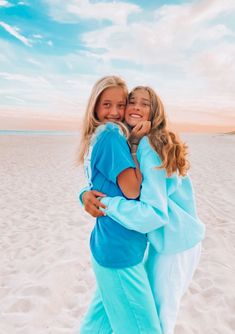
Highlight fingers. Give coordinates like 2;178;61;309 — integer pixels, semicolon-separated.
131;121;151;138
93;197;106;209
90;190;106;198
132;122;143;136
85;201;106;217
85;205;105;218
139;121;151;135
83;190;107;217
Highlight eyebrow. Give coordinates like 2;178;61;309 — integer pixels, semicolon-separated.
129;97;150;102
102;99;126;103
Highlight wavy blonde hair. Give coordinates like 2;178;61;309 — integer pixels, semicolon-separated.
78;75;129;163
129;86;190;177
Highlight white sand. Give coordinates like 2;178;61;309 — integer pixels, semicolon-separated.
0;133;234;334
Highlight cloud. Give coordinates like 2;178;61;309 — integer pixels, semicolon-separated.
0;0;12;7
79;0;235;110
186;0;235;23
190;41;235;93
0;72;51;87
44;0;141;24
0;21;32;46
32;34;43;39
1;0;234;125
17;1;29;5
81;0;235;66
27;58;43;67
5;95;26;103
47;40;53;47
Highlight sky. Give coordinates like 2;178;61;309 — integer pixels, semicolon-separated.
0;0;235;130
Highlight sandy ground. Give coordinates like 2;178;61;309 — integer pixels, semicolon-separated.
0;133;234;334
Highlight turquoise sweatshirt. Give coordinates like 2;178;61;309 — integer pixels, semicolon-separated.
99;136;205;254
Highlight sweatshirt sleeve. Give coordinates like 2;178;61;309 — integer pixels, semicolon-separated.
77;185;91;207
101;196;168;233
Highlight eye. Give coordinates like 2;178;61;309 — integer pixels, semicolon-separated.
128;100;135;105
142;102;150;107
118;103;126;109
103;102;111;108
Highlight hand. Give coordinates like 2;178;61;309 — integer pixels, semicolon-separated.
129;121;151;144
82;190;107;218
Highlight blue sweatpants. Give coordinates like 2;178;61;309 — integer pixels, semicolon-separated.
80;256;162;334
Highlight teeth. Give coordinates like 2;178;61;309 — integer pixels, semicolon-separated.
130;114;141;118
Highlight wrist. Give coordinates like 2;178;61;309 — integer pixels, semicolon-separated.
129;138;140;145
77;186;91;206
128;134;140;145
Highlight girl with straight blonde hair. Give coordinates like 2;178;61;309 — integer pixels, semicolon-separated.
80;85;205;334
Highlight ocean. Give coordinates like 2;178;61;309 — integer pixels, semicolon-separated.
0;130;79;136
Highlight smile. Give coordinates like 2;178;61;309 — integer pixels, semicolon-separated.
129;114;142;118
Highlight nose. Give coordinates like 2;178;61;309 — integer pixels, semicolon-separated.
133;103;140;111
109;106;119;116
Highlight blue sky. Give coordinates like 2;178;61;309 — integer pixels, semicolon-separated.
0;0;235;128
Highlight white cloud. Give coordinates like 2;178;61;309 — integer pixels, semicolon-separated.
27;58;43;67
1;0;234;125
0;72;52;87
0;0;12;7
44;0;141;24
82;0;235;66
47;40;53;47
80;0;235;108
5;95;26;103
187;0;235;23
190;41;235;93
18;1;29;5
0;21;32;46
32;34;43;39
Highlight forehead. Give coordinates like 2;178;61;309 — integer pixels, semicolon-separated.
130;89;150;100
100;86;126;101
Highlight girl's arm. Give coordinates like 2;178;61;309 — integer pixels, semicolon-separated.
118;121;151;199
117;167;142;199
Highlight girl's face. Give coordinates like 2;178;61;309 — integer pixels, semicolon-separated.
125;89;151;128
96;86;126;123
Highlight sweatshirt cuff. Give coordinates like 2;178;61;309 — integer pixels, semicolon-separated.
77;186;91;206
100;197;111;213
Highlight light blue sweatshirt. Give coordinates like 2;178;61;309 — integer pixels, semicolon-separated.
99;136;205;254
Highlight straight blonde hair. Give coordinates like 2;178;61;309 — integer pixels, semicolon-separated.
78;76;129;163
129;86;190;177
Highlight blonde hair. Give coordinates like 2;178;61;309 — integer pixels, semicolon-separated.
129;86;190;177
78;75;129;163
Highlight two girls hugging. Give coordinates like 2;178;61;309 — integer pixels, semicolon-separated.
78;76;205;334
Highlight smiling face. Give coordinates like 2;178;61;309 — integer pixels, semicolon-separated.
96;86;126;123
125;88;151;127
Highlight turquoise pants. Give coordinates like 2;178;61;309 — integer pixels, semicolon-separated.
80;256;162;334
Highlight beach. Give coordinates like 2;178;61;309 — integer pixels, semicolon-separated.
0;132;234;334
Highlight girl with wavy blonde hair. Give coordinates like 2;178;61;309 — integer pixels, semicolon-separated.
80;85;205;334
129;86;189;177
